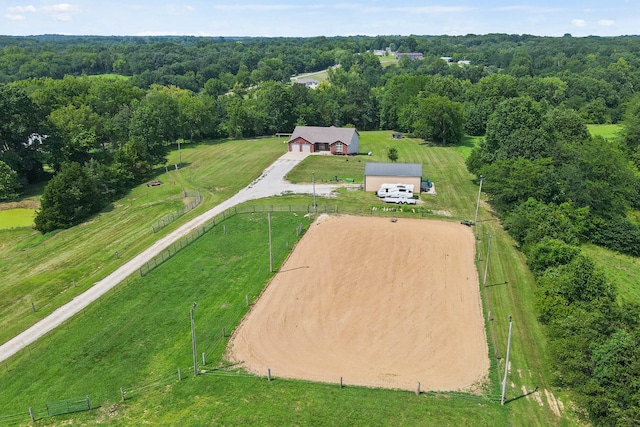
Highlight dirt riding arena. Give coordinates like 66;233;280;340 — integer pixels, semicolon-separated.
227;215;489;392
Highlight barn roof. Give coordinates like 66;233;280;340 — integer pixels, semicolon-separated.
364;162;422;177
288;126;358;145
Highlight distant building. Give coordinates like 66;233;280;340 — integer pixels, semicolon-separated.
364;162;423;193
287;126;359;155
457;60;471;65
292;77;320;89
440;56;454;63
396;52;424;60
372;49;386;56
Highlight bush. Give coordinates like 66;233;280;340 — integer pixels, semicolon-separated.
592;216;640;257
34;162;104;233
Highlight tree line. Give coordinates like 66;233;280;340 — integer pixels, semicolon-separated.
466;94;640;424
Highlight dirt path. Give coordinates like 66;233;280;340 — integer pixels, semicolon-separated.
0;152;341;363
228;215;489;392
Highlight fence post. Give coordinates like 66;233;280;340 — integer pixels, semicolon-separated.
416;382;421;396
120;387;125;402
31;302;36;312
267;368;271;382
340;377;343;389
202;352;206;366
178;368;182;381
86;395;91;410
246;294;249;306
29;407;35;422
222;327;226;338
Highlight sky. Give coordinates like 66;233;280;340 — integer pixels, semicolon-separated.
1;1;639;38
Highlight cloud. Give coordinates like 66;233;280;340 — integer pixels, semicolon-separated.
571;19;587;27
3;13;25;20
5;3;80;21
7;5;37;13
598;19;615;26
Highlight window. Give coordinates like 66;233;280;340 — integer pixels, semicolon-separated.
336;143;343;153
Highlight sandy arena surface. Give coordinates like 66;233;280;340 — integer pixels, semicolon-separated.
227;215;489;392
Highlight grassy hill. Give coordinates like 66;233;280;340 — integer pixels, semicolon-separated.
0;132;580;426
0;137;285;345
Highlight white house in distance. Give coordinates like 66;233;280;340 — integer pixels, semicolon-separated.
287;126;359;155
292;77;320;89
364;162;423;194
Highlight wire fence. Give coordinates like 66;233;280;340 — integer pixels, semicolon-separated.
0;206;505;424
0;396;92;425
139;204;338;277
151;189;202;233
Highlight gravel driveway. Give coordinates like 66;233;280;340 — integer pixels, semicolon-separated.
0;151;343;363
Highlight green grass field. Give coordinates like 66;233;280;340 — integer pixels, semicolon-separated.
0;137;285;345
0;208;36;229
379;55;399;67
0;132;580;426
587;123;621;139
86;73;130;80
582;243;640;303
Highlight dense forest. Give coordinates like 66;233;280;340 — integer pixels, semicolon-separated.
2;34;640;425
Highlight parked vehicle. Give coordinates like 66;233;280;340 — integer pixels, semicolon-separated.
382;195;417;205
376;183;414;198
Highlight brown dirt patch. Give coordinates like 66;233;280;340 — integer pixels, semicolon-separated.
227;215;489;392
0;200;40;211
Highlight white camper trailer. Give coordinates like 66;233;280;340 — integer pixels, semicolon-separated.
376;183;414;198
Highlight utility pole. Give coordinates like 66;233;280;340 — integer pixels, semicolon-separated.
268;212;273;272
483;234;493;287
178;140;182;166
474;175;484;231
190;302;198;376
312;172;317;213
501;315;513;405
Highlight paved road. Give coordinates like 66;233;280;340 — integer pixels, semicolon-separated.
0;151;344;363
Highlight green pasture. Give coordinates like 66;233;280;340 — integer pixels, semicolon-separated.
0;137;285;345
0;131;580;425
379;55;399;67
85;73;130;80
0;208;36;229
582;243;640;304
587;123;621;140
0;211;510;426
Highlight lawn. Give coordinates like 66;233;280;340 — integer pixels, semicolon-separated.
86;73;130;80
0;208;36;229
0;137;285;345
0;211;514;426
582;243;640;304
587;123;621;140
0;131;580;426
379;55;398;67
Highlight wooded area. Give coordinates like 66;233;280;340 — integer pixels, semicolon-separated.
1;34;640;425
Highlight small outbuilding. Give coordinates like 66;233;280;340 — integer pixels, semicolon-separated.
364;162;423;194
287;126;359;155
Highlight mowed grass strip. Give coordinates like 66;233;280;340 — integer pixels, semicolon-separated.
0;137;285;344
0;211;511;426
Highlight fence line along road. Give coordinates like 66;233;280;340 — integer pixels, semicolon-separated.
0;151;343;364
